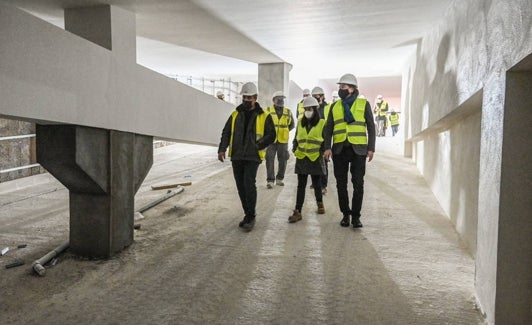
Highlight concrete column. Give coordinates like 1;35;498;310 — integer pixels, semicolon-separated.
494;70;532;324
36;125;152;258
65;4;136;62
258;62;292;108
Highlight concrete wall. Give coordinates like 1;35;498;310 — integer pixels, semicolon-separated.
403;0;532;323
0;3;234;146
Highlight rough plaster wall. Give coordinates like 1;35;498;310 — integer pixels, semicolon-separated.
403;0;532;322
413;112;481;257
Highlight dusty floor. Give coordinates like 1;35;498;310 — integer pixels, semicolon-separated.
0;137;485;324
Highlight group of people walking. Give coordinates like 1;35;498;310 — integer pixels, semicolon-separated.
217;73;376;231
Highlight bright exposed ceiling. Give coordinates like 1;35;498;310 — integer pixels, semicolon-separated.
4;0;453;88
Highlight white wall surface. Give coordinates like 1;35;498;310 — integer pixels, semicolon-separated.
402;0;532;322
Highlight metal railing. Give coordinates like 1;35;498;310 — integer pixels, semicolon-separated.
166;74;243;105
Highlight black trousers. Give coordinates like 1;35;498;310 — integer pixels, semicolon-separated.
232;160;260;217
332;146;366;218
296;174;322;211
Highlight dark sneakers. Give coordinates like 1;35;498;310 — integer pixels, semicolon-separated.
241;215;256;231
352;218;363;228
340;215;350;227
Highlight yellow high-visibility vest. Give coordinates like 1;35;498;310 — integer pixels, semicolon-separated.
228;110;269;160
294;119;325;161
389;113;399;125
378;101;388;117
331;98;368;146
297;101;304;120
267;106;292;143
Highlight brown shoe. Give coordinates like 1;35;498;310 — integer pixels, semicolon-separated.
288;210;302;223
317;202;325;214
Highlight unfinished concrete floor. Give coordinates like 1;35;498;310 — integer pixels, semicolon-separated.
0;137;485;324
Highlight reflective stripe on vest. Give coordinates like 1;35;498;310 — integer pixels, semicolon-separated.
331;98;368;145
389;113;399;125
228;110;269;160
267;106;292;143
295;119;325;161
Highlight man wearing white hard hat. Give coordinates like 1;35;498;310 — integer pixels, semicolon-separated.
265;91;295;188
373;95;388;136
323;73;376;228
296;88;311;119
218;82;276;231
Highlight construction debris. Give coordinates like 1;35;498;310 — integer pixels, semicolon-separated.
137;187;184;213
151;181;192;190
17;244;27;249
5;260;24;269
134;224;141;230
1;247;9;256
32;240;69;277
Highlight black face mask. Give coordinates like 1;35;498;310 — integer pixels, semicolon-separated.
242;101;252;109
338;89;350;99
274;99;284;107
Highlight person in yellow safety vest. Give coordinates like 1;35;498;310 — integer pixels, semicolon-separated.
389;109;400;136
297;88;311;119
288;96;327;223
373;94;389;137
218;82;276;231
265;91;295;188
311;86;331;195
323;73;376;228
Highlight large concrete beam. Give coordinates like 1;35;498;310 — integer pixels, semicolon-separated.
0;2;233;146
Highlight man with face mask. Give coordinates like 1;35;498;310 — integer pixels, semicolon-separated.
265;91;295;188
297;88;311;119
218;82;276;231
373;95;388;136
323;73;376;228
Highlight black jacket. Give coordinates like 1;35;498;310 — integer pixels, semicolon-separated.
218;102;276;162
323;98;376;156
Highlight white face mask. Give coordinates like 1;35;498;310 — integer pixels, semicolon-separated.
377;99;382;103
304;111;314;119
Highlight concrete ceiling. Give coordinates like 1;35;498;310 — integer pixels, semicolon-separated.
4;0;453;88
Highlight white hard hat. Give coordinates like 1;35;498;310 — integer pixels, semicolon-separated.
302;96;319;108
358;94;366;99
240;82;258;96
311;87;324;95
216;90;224;96
377;94;383;99
337;73;358;87
272;90;285;99
302;88;311;96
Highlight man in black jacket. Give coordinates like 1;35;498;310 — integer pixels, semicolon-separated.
218;82;276;231
323;73;376;229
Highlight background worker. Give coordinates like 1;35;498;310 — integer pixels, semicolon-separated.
266;91;295;188
218;82;276;231
373;94;388;136
297;88;311;119
389;109;400;136
323;73;376;228
311;86;331;194
289;96;326;223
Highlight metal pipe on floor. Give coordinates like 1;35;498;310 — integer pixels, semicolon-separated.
32;240;69;276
